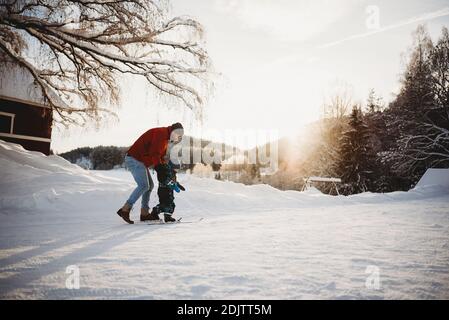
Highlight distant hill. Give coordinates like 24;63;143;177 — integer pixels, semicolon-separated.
59;135;238;170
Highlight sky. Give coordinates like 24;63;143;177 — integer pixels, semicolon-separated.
51;0;449;153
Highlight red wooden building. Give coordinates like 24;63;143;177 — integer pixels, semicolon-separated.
0;63;54;155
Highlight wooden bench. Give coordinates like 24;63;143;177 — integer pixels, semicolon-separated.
302;176;342;195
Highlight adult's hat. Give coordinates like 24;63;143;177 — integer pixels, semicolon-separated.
171;122;183;130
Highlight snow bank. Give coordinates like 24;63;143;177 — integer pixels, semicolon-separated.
0;140;133;213
415;168;449;190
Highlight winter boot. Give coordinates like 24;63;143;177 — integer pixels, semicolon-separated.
140;208;150;221
164;214;176;223
117;203;134;224
141;208;160;222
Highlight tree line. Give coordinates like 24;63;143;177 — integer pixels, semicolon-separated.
60;146;128;170
260;26;449;195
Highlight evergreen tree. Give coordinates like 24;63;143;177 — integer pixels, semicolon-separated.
366;89;384;114
338;107;375;194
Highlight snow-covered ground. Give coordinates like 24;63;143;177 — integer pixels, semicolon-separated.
0;140;449;299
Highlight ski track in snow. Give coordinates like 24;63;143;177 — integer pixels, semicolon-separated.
1;141;449;299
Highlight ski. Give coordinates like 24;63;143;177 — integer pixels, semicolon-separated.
136;217;204;225
173;217;204;224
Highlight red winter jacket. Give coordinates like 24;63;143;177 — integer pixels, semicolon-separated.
127;126;172;168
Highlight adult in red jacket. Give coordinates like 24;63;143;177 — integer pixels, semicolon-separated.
117;122;184;224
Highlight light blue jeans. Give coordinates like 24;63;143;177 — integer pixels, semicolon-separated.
125;155;154;209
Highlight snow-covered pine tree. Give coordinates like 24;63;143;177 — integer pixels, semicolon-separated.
363;90;400;192
366;89;384;114
364;90;387;154
338;106;375;194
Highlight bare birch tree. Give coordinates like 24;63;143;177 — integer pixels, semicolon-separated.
0;0;212;126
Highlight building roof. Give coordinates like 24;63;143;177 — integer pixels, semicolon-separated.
0;62;67;109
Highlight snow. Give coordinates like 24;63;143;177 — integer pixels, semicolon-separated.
415;168;449;190
0;62;67;107
1;139;449;299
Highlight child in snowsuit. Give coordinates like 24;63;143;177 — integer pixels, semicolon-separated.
151;161;184;219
